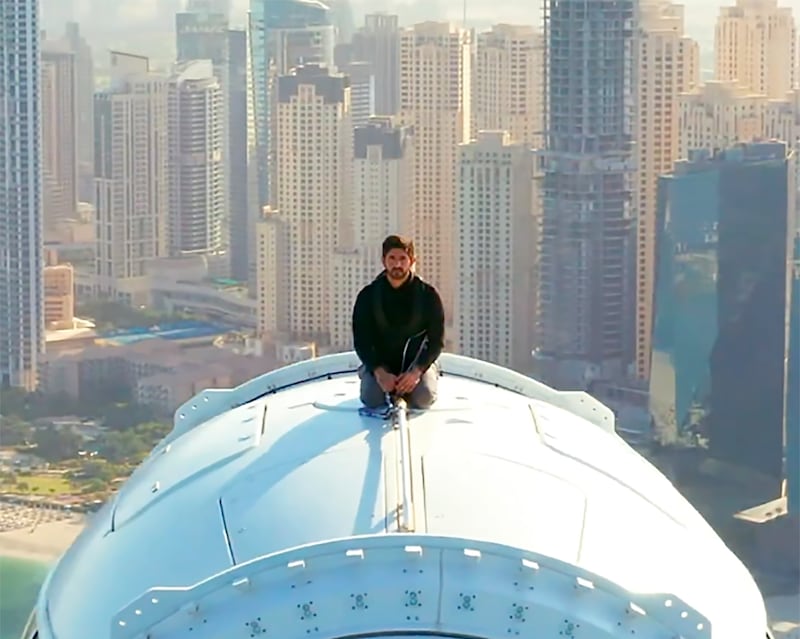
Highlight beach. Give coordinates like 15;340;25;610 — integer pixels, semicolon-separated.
0;502;85;563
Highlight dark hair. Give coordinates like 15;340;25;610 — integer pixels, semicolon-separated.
382;235;415;259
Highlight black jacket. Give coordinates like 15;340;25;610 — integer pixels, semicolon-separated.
352;271;445;375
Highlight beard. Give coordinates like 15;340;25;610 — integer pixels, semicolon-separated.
388;267;408;280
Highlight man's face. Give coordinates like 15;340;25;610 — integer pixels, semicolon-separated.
383;248;413;282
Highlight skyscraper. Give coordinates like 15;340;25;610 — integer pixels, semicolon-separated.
228;28;249;282
168;61;226;261
651;142;795;478
262;64;351;344
329;116;414;349
633;0;698;382
473;24;543;148
715;0;796;99
456;131;537;372
678;81;768;158
64;22;94;204
248;0;335;209
0;0;44;390
398;22;471;325
710;143;795;478
351;14;400;116
535;0;636;390
41;40;78;230
94;53;169;305
176;5;232;274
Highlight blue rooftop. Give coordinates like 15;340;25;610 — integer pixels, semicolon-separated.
97;320;231;345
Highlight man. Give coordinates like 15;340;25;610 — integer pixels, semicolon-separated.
353;235;445;409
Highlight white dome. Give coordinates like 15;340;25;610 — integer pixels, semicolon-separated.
29;353;769;639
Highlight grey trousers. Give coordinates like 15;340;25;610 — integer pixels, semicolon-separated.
359;364;439;409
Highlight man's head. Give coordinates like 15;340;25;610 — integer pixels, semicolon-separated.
382;235;415;286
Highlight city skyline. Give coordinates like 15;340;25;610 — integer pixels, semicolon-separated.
0;0;796;499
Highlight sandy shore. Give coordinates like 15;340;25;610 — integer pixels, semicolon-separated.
0;517;86;563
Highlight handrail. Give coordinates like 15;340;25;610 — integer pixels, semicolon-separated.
392;397;415;532
169;352;616;441
110;534;711;639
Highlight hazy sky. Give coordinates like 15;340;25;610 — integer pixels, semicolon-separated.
42;0;800;63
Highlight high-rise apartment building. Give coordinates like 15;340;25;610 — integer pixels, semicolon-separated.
351;14;400;116
228;28;249;282
679;81;767;158
535;0;636;390
398;22;471;324
341;61;374;128
0;0;44;390
715;0;796;100
168;60;226;261
41;40;79;229
261;64;351;344
64;23;94;204
633;0;699;382
248;0;335;209
94;53;169;306
176;5;232;276
329;116;414;349
455;131;537;372
651;142;795;478
473;24;543;147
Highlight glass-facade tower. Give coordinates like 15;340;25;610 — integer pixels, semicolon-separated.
0;0;44;390
248;0;335;209
651;142;796;480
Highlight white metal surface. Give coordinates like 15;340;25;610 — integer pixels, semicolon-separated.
168;352;615;440
393;398;415;532
29;352;769;639
109;536;710;639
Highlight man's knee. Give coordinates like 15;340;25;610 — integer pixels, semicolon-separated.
360;372;386;408
409;367;438;409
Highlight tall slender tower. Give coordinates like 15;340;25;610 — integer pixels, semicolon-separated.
248;0;335;210
0;0;44;390
398;22;471;325
176;5;231;274
168;61;226;262
94;53;169;305
456;131;537;372
634;0;699;381
41;40;79;229
351;14;401;116
473;24;543;147
64;23;94;204
536;0;636;390
264;64;352;344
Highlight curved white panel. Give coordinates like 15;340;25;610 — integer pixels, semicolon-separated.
109;535;711;639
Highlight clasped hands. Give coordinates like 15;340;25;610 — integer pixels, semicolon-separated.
375;366;422;395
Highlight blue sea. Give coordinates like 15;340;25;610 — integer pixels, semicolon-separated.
0;557;49;639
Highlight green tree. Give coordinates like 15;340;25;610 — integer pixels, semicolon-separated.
79;459;115;482
33;427;83;462
0;415;34;446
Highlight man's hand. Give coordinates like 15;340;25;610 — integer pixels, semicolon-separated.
395;367;422;395
374;367;397;393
